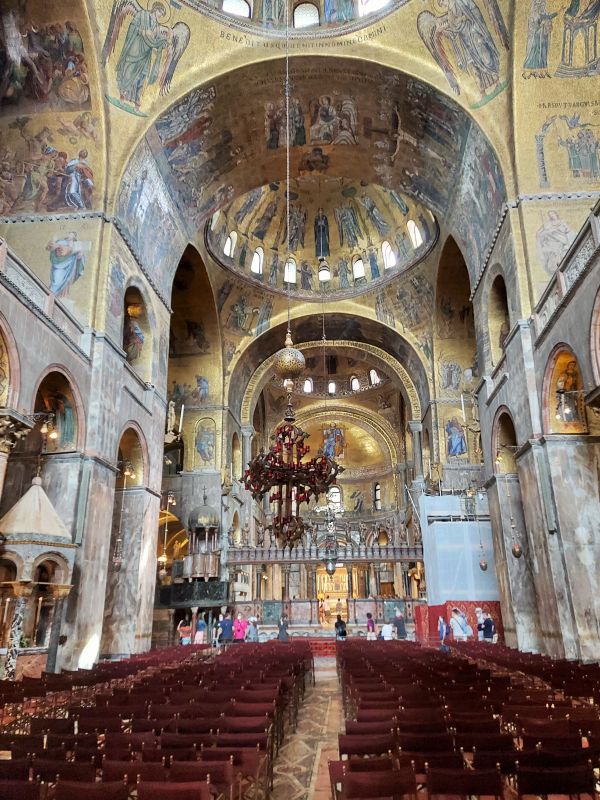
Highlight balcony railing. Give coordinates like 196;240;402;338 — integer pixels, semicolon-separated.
225;544;422;566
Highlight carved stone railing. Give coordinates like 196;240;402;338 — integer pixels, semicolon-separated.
534;204;600;341
225;544;423;566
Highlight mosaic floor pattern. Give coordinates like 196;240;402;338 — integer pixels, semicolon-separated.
271;656;341;800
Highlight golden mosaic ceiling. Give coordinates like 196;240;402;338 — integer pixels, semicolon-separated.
206;179;436;299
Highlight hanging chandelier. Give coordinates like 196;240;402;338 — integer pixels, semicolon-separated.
243;340;343;549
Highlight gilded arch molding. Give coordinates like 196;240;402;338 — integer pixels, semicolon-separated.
240;339;421;426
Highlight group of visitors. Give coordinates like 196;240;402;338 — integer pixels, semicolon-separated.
176;611;260;646
438;606;497;648
364;608;408;641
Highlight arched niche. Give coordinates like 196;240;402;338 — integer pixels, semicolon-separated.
493;409;518;474
34;370;80;454
0;317;17;407
422;428;431;474
488;274;510;367
116;426;146;488
231;510;241;546
590;285;600;385
231;432;242;481
168;246;222;443
123;285;152;379
542;346;588;435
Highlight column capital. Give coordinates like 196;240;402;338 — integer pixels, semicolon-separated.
240;425;256;439
10;580;34;598
0;410;34;453
48;584;72;600
407;420;423;434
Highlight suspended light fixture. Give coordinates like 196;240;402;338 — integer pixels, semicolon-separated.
318;258;331;283
242;4;343;550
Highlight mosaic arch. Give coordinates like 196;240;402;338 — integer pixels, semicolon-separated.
542;345;588;435
116;56;507;287
0;321;13;407
591;285;600;385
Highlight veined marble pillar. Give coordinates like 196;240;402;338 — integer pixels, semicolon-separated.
46;584;72;674
408;421;424;485
4;582;33;680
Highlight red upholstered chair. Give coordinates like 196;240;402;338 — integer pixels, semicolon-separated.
339;734;396;759
456;733;515;752
101;759;167;784
31;759;97;782
55;779;129;800
426;766;503;799
0;759;31;780
339;768;418;800
137;780;212;800
346;721;397;735
0;779;41;800
516;763;596;798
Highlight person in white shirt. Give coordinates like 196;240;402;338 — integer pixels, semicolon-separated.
475;607;485;641
380;621;394;640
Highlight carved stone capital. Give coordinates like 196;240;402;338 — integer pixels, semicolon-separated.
407;420;423;434
10;580;34;598
48;583;72;600
0;409;34;453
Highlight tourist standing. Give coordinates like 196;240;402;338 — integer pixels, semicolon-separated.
381;620;394;641
449;607;472;641
246;616;259;642
366;612;377;641
177;615;192;645
277;613;290;641
194;614;207;644
335;615;347;640
475;607;485;641
218;612;234;645
393;609;407;639
233;612;248;643
482;611;496;642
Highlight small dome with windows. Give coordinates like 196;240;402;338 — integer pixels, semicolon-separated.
188;492;220;530
206;178;437;301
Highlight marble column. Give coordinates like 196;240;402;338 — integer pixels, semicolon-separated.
241;426;255;472
46;584;72;674
4;582;33;680
347;567;353;599
408;421;424;485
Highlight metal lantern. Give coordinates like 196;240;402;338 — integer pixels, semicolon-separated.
479;559;488;571
273;330;305;382
325;559;336;576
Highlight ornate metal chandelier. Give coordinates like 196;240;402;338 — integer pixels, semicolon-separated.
243;340;343;550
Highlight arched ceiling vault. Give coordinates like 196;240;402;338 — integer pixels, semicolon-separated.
234;313;428;420
113;55;507;289
241;338;421;425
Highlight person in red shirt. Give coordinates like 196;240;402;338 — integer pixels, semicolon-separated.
233;612;248;643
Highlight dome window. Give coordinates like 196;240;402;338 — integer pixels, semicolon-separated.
350;375;360;392
223;231;238;257
294;2;319;27
251;246;264;275
407;220;423;249
222;0;251;16
382;240;396;270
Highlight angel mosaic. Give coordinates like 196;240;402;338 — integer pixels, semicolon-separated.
417;0;509;104
102;0;190;114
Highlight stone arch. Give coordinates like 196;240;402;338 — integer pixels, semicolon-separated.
115;423;149;487
0;551;23;581
590;285;600;385
122;281;155;381
241;338;422;426
32;368;85;453
0;312;20;408
478;261;519;371
492;406;519;474
542;344;588;435
488;273;511;367
31;551;71;585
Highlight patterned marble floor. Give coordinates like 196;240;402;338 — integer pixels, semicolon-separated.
271;656;342;800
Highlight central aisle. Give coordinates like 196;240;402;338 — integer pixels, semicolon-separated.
271;656;342;800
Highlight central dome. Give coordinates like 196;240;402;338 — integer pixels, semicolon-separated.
206;178;437;300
